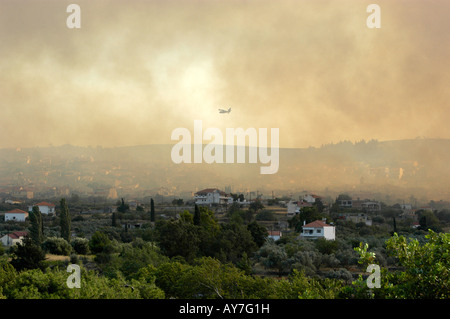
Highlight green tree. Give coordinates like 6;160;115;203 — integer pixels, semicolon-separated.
249;200;264;212
10;236;46;271
71;237;90;255
315;237;339;255
115;240;169;280
29;206;43;246
155;219;200;262
255;242;289;275
42;237;72;255
0;258;17;288
384;230;450;298
247;221;268;247
89;231;112;254
214;223;257;264
193;204;201;226
418;210;441;232
347;230;450;299
59;198;71;242
111;212;117;227
117;198;129;213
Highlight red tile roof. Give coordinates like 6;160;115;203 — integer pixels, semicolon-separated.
6;209;28;214
8;231;28;239
34;202;55;207
303;220;332;228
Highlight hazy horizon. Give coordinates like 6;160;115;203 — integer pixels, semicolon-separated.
5;136;450;151
1;0;449;149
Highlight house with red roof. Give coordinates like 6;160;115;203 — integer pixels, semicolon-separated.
28;201;56;215
5;209;29;222
268;230;282;241
300;219;335;240
1;231;28;247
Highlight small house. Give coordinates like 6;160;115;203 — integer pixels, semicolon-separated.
267;230;282;241
28;202;56;215
1;231;28;247
5;209;29;222
300;219;335;240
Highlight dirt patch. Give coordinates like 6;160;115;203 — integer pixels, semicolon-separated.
45;254;70;261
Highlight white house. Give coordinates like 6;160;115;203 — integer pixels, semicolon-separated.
1;231;28;247
5;209;29;222
300;219;335;240
287;200;300;217
194;188;233;205
344;213;372;226
303;194;321;204
28;201;56;215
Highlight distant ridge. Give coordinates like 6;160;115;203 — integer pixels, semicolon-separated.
1;138;449;201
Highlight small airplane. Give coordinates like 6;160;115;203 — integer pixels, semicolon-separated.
218;107;231;114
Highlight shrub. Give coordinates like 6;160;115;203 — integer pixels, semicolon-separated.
71;237;90;255
89;231;111;254
42;237;72;255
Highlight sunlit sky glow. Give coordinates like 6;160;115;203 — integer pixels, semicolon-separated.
0;0;448;148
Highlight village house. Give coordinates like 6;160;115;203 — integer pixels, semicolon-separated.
286;200;314;218
267;230;282;241
28;201;56;215
299;219;335;240
337;196;381;213
5;209;29;222
356;200;381;213
194;188;233;205
343;213;372;226
0;231;28;247
287;200;300;217
303;194;321;204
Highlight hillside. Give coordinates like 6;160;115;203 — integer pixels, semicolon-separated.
0;138;449;201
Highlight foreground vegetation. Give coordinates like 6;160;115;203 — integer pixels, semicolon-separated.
0;199;449;299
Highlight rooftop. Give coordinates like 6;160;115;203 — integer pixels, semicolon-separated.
33;202;55;207
6;209;28;214
7;231;28;239
303;220;333;228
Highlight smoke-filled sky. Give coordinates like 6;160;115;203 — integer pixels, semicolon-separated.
0;0;449;149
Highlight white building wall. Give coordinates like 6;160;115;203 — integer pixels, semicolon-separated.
303;195;316;203
5;213;27;222
287;201;300;217
28;205;55;214
301;226;335;240
323;226;335;240
0;235;21;247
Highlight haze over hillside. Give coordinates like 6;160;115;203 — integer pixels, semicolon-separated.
1;138;449;204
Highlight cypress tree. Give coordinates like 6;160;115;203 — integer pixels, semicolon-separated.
29;206;43;246
150;198;155;222
112;212;117;227
60;198;71;242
